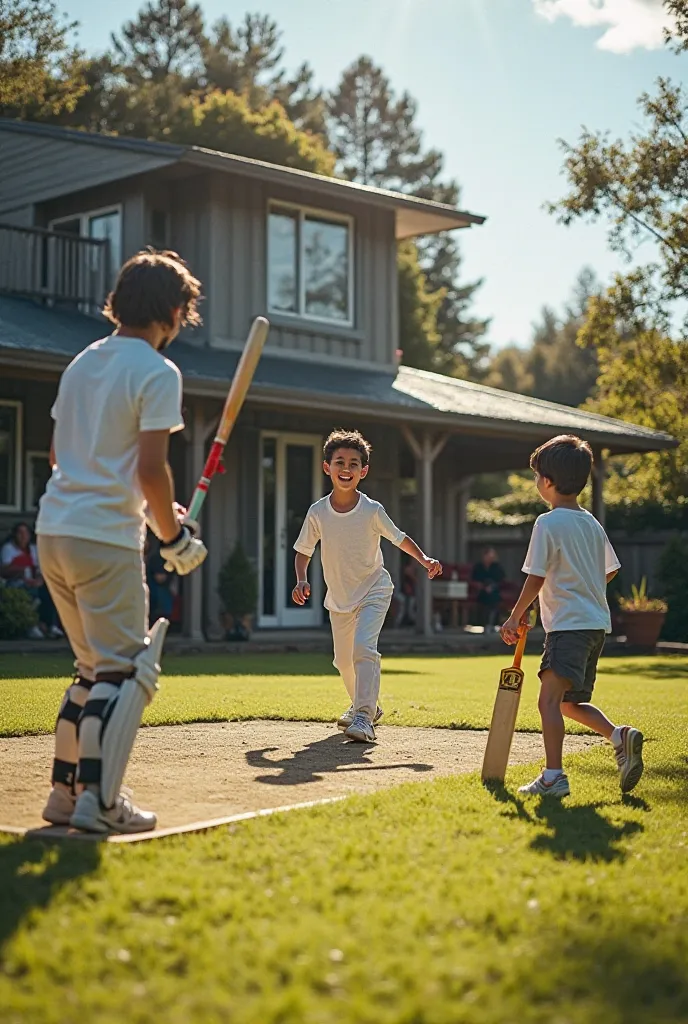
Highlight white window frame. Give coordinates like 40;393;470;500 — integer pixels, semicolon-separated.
50;203;123;267
25;450;51;511
0;399;23;513
267;200;355;328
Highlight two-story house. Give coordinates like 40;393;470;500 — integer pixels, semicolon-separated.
0;119;676;638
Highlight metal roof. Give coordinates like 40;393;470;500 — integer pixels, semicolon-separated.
0;297;676;456
0;119;485;239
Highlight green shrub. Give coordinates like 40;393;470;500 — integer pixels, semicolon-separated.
657;536;688;642
0;586;39;640
217;542;259;621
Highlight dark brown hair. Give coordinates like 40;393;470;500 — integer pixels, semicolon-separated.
103;249;202;329
323;429;372;467
530;434;593;495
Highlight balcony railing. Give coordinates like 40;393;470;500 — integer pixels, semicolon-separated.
0;223;110;312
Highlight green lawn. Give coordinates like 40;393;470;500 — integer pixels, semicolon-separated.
0;650;684;736
1;653;687;1024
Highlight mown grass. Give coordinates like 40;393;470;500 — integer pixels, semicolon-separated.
1;650;685;737
1;654;687;1023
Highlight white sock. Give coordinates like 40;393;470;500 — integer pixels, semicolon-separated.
610;726;624;747
543;767;564;782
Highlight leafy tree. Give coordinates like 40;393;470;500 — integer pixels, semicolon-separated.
397;241;444;371
549;2;688;503
0;0;86;115
578;281;688;505
328;56;489;378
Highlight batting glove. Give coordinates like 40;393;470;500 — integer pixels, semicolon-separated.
160;527;208;575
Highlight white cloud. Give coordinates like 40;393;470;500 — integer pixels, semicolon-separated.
533;0;675;53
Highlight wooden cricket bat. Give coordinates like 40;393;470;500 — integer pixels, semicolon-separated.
481;627;528;783
187;316;269;521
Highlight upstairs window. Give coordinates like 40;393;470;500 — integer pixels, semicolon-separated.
268;204;353;326
0;401;22;512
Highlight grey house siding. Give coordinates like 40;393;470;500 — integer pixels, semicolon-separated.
203;173;398;368
0;128;174;214
0;205;34;227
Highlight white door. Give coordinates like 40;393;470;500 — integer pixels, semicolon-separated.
259;433;323;628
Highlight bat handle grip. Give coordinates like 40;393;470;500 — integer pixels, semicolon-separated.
512;627;528;670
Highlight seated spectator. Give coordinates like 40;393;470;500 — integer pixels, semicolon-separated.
471;547;505;629
145;534;175;625
1;521;63;639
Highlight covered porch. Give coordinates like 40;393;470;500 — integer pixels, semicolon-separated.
0;294;676;641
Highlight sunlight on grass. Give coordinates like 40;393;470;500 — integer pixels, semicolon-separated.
1;654;687;1021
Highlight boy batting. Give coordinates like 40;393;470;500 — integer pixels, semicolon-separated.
292;429;441;743
37;249;207;834
501;434;644;798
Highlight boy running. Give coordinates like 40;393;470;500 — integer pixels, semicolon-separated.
292;429;441;742
36;249;207;834
501;434;644;798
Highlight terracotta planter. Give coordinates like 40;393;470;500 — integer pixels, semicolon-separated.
620;610;666;649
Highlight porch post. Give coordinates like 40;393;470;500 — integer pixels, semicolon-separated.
403;427;448;636
182;402;213;640
456;476;473;564
592;449;606;527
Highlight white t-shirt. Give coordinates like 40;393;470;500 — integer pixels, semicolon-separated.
1;541;39;575
36;335;184;551
294;492;406;613
522;507;620;633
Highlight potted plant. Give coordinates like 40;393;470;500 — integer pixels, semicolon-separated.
617;577;668;650
0;585;39;640
217;542;259;641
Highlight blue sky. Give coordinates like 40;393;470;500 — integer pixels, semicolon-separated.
60;0;683;349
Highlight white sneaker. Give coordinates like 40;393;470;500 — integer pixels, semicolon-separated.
518;772;570;798
27;626;44;640
42;786;75;825
337;704;383;731
344;712;376;743
49;625;65;638
614;727;644;793
70;788;157;834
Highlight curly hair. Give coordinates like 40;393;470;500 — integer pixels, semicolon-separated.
103;248;203;330
530;434;593;496
323;429;372;467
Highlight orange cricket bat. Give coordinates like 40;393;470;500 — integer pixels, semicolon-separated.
481;626;529;783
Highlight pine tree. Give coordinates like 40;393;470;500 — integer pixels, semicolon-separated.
328;56;489;378
110;0;206;86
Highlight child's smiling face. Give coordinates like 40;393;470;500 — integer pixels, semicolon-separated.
324;446;368;493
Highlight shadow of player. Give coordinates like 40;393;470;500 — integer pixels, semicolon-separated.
0;835;100;954
246;732;434;786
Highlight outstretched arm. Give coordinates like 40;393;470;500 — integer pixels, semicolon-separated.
399;535;442;579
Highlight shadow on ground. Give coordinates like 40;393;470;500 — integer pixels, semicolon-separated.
0;838;100;954
483;781;644;862
246;732;434;785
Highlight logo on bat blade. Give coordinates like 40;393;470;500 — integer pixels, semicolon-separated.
499;668;524;692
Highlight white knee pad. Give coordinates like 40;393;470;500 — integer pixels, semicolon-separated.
78;619;168;809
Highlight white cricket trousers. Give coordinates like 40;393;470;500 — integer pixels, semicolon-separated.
330;573;393;721
37;535;148;679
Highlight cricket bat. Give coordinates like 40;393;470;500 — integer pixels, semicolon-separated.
187;316;269;521
481;626;529;783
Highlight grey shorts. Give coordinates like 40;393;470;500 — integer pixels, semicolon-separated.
539;629;606;703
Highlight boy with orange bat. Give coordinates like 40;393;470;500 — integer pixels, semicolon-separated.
501;435;644;798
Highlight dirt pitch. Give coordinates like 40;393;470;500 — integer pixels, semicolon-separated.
0;721;599;842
